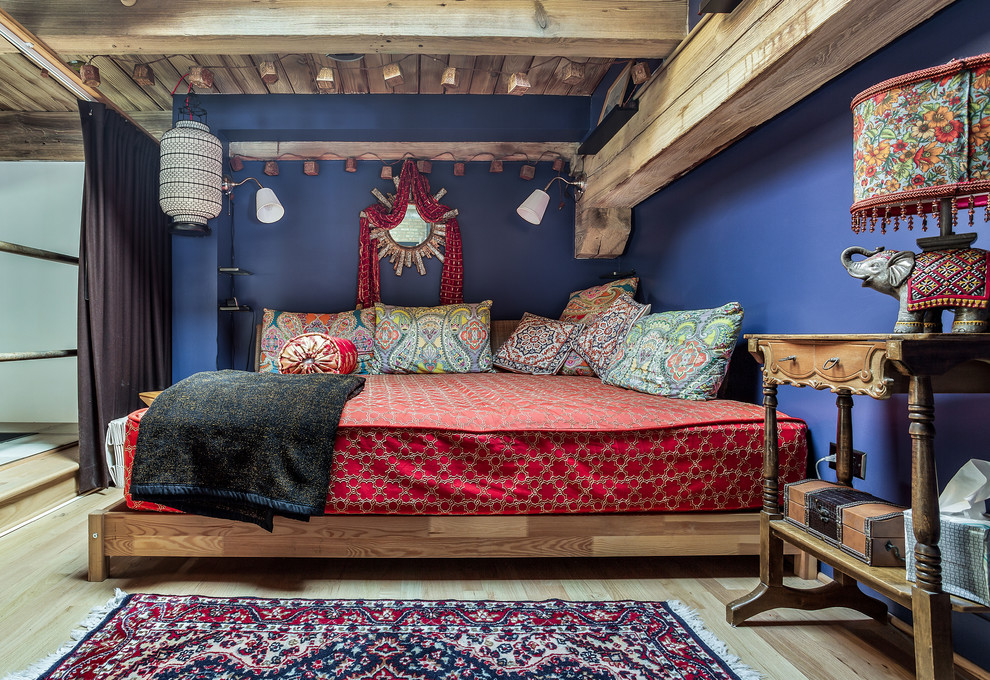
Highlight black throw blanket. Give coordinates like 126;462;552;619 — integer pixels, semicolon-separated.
131;370;365;531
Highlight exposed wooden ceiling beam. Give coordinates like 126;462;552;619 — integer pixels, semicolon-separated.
0;7;161;143
579;0;959;209
229;141;580;164
0;111;172;160
0;1;687;58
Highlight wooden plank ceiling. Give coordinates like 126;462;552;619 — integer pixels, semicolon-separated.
0;0;687;161
0;0;962;225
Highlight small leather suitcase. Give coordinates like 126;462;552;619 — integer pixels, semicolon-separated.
784;479;906;567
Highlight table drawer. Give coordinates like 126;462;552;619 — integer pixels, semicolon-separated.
759;339;892;395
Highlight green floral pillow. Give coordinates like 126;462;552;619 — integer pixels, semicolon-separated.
603;302;744;400
374;301;493;373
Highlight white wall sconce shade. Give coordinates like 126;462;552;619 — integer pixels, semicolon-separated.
222;176;285;224
516;176;587;225
255;187;284;223
516;189;551;225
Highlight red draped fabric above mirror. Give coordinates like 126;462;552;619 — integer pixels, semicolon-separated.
357;160;464;308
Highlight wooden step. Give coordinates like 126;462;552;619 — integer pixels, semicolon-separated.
0;445;79;533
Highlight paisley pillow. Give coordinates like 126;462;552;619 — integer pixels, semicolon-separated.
604;302;744;400
571;294;651;376
560;277;639;323
559;350;598;377
259;307;376;374
374;301;493;374
493;312;581;375
278;333;358;375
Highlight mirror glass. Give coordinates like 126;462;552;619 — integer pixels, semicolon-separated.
389;204;431;247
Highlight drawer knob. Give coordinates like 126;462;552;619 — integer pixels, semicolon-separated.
822;357;840;370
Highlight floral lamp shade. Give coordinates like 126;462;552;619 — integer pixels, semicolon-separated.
159;120;224;236
851;53;990;237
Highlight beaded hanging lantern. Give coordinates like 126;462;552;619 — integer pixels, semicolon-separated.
159;120;223;236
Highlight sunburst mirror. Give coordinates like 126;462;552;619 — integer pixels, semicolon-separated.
367;178;457;276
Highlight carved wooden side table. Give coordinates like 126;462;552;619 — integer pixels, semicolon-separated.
726;334;990;680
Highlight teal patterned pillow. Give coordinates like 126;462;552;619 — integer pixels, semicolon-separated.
374;301;493;373
603;302;744;400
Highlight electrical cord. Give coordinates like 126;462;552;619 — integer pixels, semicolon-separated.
815;455;836;480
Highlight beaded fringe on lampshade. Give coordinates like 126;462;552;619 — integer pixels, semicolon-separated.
851;53;990;235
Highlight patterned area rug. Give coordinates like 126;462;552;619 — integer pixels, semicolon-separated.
8;592;760;680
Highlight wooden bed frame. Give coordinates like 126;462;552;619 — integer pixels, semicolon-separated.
88;502;808;581
89;318;812;582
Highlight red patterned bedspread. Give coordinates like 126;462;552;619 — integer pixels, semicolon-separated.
124;373;807;515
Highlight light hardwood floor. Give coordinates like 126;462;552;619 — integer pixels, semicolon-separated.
0;488;981;679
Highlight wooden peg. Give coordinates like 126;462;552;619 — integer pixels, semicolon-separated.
552;158;564;172
417;160;432;174
259;61;278;84
345;157;357;172
79;64;100;87
520;164;536;180
489;159;503;173
442;67;459;88
303;160;319;176
264;161;279;176
316;67;336;93
383;63;404;87
561;62;585;85
380;165;392;180
631;61;651;85
453;162;465;176
229;156;244;172
188;66;213;89
132;63;155;86
507;72;531;95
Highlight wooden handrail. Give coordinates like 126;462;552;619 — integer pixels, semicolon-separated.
0;350;77;362
0;240;78;265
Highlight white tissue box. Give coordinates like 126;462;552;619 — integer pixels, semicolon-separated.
905;509;990;606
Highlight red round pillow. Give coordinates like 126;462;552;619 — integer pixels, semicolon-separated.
277;333;358;374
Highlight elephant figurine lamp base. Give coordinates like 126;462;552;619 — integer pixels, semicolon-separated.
840;246;990;334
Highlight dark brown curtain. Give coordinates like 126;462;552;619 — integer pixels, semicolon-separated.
77;101;171;491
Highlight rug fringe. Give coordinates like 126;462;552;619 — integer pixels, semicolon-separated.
666;600;762;680
1;589;128;680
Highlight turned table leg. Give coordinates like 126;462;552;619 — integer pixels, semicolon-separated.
834;389;854;487
727;382;785;624
907;375;953;680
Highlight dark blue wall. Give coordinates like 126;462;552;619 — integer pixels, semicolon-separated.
167;5;990;664
623;0;990;664
171;94;614;374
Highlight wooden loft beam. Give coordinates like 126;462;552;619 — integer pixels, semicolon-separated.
0;0;687;59
229;141;580;164
0;112;172;160
0;8;161;143
579;0;959;210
